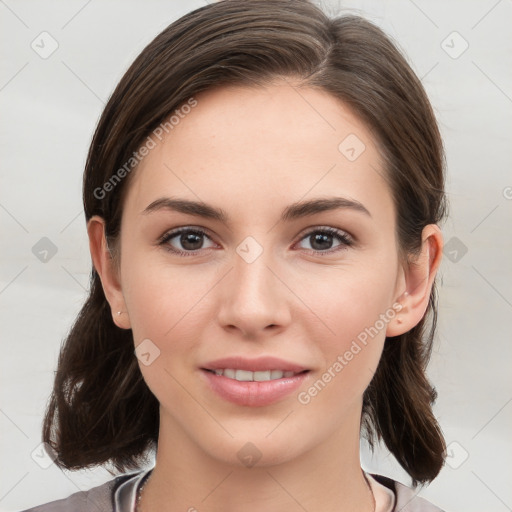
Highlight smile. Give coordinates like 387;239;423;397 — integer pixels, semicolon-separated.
201;369;310;407
205;369;304;381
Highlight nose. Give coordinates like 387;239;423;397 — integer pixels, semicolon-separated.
216;246;292;339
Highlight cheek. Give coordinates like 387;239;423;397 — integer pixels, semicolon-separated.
121;245;212;344
297;297;387;421
120;256;211;411
300;261;398;398
305;261;397;344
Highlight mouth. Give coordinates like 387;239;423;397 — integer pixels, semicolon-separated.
200;357;311;407
202;368;309;381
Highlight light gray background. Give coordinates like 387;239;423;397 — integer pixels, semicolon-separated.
1;1;511;511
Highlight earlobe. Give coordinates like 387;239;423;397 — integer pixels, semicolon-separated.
87;216;131;330
386;224;443;337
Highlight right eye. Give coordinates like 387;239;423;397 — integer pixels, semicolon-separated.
159;227;217;256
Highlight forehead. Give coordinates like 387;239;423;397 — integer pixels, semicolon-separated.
123;82;393;225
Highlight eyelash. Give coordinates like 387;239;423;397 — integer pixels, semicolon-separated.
158;226;354;257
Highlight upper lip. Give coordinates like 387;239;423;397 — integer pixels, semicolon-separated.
202;356;308;373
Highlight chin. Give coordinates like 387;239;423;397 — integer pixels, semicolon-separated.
200;426;313;470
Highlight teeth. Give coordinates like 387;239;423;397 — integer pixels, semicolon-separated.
210;368;301;382
235;369;253;381
271;370;284;379
254;370;271;381
223;368;236;379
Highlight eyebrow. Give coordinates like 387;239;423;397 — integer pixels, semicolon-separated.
142;196;371;223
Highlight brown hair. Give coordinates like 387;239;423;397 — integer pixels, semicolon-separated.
42;0;447;487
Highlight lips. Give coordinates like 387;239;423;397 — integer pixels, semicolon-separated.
207;368;300;381
200;356;310;407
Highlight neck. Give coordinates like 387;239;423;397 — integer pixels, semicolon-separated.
140;406;373;512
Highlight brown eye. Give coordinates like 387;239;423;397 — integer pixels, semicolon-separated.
296;227;353;255
159;228;216;256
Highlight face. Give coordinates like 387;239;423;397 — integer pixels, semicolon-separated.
114;82;406;467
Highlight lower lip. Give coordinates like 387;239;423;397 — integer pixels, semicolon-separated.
201;369;309;407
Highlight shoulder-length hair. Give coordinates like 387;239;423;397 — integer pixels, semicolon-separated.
42;0;447;487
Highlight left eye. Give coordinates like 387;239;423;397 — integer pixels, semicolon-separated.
295;227;353;254
159;227;353;256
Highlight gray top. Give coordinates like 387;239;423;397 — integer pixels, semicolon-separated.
20;468;445;511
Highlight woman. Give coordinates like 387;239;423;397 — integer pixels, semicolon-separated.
23;0;448;510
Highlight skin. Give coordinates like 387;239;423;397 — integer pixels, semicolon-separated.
88;81;443;512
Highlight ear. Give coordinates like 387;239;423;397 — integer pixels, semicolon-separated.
87;215;131;330
386;224;443;337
